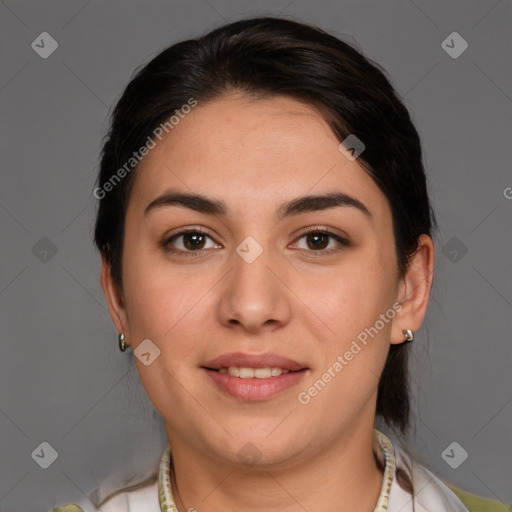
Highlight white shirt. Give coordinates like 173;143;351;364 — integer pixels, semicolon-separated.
53;429;469;512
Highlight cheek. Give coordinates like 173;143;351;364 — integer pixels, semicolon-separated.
122;251;177;342
121;257;206;410
299;265;393;408
297;249;394;343
121;247;218;356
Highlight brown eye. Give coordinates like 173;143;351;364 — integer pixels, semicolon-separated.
182;232;207;250
163;229;221;254
305;232;329;250
292;229;350;253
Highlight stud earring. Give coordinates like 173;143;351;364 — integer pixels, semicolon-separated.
402;329;414;342
118;333;127;352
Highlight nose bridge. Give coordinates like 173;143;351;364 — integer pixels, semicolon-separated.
218;234;291;331
234;235;273;292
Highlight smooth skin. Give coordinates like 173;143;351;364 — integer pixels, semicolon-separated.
101;93;435;512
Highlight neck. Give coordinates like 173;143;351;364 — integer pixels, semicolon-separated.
167;422;384;512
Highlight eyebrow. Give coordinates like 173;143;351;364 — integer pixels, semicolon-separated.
144;189;372;221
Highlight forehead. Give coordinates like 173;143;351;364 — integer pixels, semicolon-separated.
128;94;391;224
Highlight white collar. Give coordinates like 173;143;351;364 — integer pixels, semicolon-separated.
94;428;467;511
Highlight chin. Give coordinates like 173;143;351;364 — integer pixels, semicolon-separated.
207;422;311;469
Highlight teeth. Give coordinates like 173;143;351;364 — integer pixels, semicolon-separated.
220;366;290;378
240;367;256;378
227;366;240;377
254;367;272;378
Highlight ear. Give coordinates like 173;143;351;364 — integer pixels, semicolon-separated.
100;252;131;348
391;234;435;345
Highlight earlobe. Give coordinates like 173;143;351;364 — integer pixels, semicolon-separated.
99;254;129;343
391;234;435;345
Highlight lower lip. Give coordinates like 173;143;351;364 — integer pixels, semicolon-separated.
203;368;307;401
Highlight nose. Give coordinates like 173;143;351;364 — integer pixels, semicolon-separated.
216;241;292;334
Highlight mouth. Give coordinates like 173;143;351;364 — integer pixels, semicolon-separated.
201;353;309;401
215;366;292;378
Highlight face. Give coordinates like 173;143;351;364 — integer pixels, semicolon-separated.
102;93;426;468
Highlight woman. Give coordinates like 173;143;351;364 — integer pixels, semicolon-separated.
51;16;508;512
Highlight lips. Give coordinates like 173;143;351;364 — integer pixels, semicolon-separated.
202;352;306;372
202;352;308;401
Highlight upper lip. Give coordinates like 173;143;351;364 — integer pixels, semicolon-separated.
202;352;307;371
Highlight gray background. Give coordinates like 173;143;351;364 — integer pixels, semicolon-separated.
1;1;511;510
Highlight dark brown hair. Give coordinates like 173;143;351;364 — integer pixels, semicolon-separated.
94;16;436;481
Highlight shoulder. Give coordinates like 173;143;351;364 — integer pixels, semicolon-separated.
390;437;510;512
49;507;85;512
447;484;512;512
49;446;165;512
48;478;159;512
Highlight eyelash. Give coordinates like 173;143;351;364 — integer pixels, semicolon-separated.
161;226;351;257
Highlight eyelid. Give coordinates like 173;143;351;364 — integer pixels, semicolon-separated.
165;226;214;238
290;225;351;252
293;225;349;239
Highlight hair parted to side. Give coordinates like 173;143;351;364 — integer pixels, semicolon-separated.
93;15;437;502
